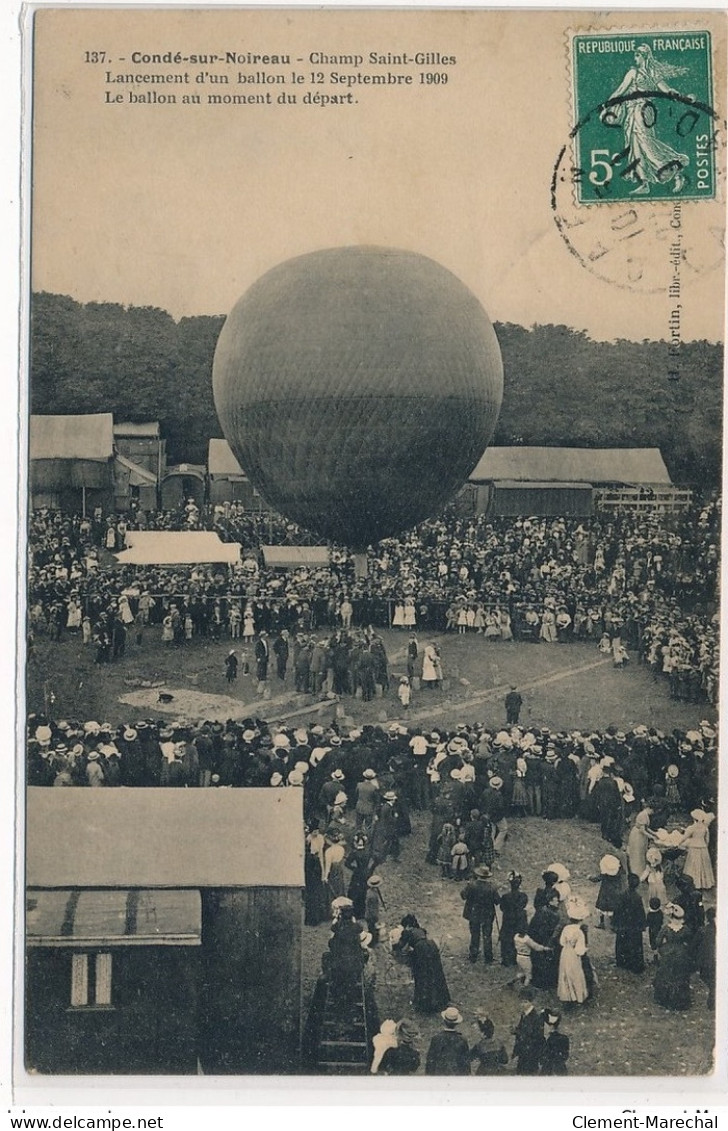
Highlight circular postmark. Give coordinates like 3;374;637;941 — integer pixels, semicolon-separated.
551;90;726;294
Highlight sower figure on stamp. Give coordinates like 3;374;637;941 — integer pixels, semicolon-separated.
601;45;690;196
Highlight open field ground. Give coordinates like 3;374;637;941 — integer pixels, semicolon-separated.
27;628;716;737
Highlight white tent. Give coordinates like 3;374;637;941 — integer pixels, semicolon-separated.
115;531;241;566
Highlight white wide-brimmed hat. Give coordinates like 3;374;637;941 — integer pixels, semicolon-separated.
599;854;621;876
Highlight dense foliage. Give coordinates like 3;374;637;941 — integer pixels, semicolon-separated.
29;292;723;487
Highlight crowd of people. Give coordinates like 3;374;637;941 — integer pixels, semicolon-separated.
28;707;717;1060
27;494;719;1073
27;496;720;703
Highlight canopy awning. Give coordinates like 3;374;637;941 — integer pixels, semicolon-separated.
116;531;241;565
26;888;201;947
261;545;330;569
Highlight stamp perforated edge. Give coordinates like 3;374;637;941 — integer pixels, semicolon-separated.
562;24;722;211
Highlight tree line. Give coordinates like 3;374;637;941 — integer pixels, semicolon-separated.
30;292;723;488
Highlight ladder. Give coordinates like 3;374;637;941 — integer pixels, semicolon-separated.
315;975;373;1075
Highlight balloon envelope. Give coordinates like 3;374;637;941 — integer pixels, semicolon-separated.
212;246;503;548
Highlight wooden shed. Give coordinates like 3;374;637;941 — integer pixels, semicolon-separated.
26;788;304;1075
113;421;165;512
208;439;260;507
30;413;115;514
467;446;674;517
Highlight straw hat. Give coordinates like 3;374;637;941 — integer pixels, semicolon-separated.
566;896;589;920
599;854;621;876
441;1006;463;1026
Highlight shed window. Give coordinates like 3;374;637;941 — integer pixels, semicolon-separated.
70;953;112;1008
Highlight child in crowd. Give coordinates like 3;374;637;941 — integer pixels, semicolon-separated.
512;931;552;987
436;822;457;878
641;847;668;908
450;832;470;880
646;896;664;962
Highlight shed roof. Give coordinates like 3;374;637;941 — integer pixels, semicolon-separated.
469;447;671;485
26;889;201;947
262;546;331;569
27;788;304;889
114;421;160;438
30;414;114;462
494;480;594;490
115;453;158;487
116;531;240;565
208;438;247;478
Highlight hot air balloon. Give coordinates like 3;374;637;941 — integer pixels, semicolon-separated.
212;246;503;560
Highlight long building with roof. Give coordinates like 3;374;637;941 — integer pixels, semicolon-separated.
464;446;687;516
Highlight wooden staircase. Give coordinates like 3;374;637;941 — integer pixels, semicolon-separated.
314;976;373;1075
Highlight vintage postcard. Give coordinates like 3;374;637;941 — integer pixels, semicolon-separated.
18;4;726;1099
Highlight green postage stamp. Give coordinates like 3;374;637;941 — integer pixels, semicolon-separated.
571;31;716;204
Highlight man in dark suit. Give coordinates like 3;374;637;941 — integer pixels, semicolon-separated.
425;1007;470;1075
460;865;501;964
512;988;544;1074
505;685;523;724
272;629;289;681
254;631;270;692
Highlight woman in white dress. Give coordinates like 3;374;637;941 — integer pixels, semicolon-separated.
392;602;405;628
679;810;715;890
66;597;82;631
484;610;500;640
557;923;588;1005
118;595;135;626
540;609;558;643
422;643;442;689
243;605;256;641
403;598;416;628
626;809;653;879
498;608;513;642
